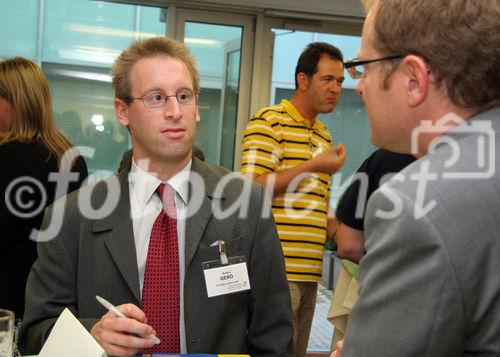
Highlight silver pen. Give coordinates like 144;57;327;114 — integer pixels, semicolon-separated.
95;295;161;345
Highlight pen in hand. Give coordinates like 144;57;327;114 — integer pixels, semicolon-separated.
95;295;161;345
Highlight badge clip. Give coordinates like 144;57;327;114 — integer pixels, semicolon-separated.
210;240;229;265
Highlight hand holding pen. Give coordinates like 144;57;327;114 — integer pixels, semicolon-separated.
90;295;160;357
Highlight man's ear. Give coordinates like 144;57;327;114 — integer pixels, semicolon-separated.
195;107;201;122
402;55;430;107
114;98;129;126
296;72;310;91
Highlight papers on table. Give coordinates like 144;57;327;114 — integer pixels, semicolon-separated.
38;308;105;357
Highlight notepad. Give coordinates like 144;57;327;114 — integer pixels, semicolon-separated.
38;308;106;357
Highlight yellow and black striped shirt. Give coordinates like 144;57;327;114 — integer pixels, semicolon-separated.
240;99;333;282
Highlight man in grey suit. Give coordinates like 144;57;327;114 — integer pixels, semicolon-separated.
20;37;293;356
331;0;500;356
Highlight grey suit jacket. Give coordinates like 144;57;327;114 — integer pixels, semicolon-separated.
20;158;293;356
343;106;500;356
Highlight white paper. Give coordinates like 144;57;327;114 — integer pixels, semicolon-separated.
39;308;106;357
203;262;251;298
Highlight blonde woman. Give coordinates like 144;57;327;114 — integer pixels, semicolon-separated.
0;57;88;319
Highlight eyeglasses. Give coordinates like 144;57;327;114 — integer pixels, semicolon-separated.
344;55;404;79
126;88;197;108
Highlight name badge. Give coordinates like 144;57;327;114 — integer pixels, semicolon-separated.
203;256;251;298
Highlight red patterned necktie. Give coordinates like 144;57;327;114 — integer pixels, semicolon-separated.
141;183;180;353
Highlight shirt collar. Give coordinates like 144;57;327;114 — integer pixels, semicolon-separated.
129;157;191;209
281;99;323;129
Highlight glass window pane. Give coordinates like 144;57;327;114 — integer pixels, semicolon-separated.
272;30;314;84
0;0;38;59
138;6;167;37
43;0;136;66
184;22;243;168
48;71;129;176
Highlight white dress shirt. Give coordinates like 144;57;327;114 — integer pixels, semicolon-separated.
128;158;191;353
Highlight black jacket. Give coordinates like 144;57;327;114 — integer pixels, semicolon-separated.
0;140;87;318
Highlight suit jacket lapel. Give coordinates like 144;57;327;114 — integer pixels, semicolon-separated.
185;158;224;268
93;171;141;303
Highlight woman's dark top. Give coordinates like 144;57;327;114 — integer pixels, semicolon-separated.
0;140;88;318
336;149;416;231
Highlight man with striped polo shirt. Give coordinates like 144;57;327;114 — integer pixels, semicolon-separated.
240;42;346;356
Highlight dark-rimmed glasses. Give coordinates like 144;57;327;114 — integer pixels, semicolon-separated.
344;55;404;79
126;88;197;108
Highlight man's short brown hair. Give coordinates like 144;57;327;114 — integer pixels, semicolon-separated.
294;42;343;89
368;0;500;110
111;37;200;101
